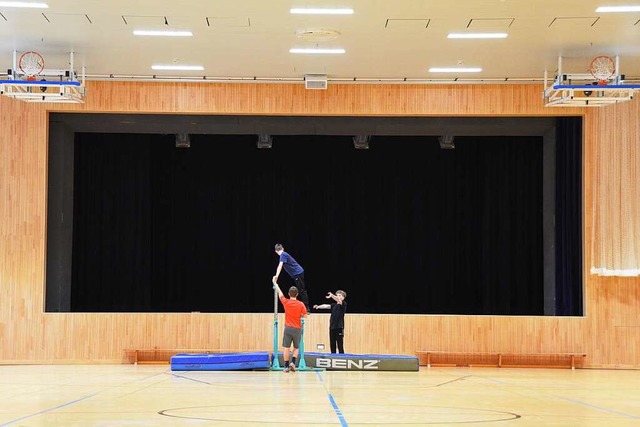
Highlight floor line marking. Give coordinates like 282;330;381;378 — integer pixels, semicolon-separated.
0;393;99;426
0;371;166;426
458;370;640;420
558;397;640;419
316;370;348;426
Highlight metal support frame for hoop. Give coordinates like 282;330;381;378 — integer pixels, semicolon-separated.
0;80;85;103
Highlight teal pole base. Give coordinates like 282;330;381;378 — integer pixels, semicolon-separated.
298;317;308;369
270;317;281;370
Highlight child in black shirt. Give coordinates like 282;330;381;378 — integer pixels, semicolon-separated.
314;290;347;354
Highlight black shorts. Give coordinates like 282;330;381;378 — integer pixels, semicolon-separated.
282;325;302;348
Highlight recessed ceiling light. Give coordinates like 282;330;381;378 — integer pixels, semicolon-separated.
134;30;193;37
0;1;48;7
429;67;482;73
595;5;640;12
290;7;354;15
151;65;204;71
290;48;346;54
448;33;508;39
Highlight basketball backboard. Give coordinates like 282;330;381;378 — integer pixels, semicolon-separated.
543;56;639;107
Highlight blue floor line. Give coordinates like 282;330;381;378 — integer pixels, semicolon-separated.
327;393;349;427
0;392;99;426
459;370;640;420
316;370;348;426
0;371;167;427
560;397;640;420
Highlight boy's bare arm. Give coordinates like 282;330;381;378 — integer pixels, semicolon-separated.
273;262;284;281
326;292;342;303
271;277;284;298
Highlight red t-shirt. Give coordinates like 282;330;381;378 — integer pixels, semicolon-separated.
279;296;307;328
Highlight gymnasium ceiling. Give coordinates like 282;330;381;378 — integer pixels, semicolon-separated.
1;0;639;83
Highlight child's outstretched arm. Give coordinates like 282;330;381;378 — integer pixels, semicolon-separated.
326;292;343;303
271;277;284;298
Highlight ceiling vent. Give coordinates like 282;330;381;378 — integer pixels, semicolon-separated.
305;74;328;90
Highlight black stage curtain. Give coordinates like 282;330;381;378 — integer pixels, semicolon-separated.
72;133;555;314
555;118;583;316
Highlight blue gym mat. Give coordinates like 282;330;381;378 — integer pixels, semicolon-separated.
170;352;271;371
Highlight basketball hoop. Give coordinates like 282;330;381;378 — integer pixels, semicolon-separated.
18;51;45;80
589;56;615;85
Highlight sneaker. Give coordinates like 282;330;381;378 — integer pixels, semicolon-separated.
283;366;290;373
289;364;296;372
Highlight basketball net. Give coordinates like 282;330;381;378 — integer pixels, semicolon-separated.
18;51;45;81
589;56;615;85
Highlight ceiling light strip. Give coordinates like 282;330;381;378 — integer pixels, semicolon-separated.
0;1;48;7
429;67;482;73
134;30;193;37
290;48;345;54
448;33;508;39
290;7;354;15
151;65;204;71
595;5;640;12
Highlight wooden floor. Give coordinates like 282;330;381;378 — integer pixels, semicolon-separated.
1;364;639;426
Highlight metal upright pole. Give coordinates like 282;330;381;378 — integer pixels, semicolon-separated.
69;51;74;81
557;56;562;85
270;285;281;369
12;50;17;79
298;317;308;369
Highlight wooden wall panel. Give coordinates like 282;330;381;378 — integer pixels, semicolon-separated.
1;82;639;367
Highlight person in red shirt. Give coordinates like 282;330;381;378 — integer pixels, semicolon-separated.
272;277;307;372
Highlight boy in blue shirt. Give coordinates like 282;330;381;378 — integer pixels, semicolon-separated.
273;243;310;311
